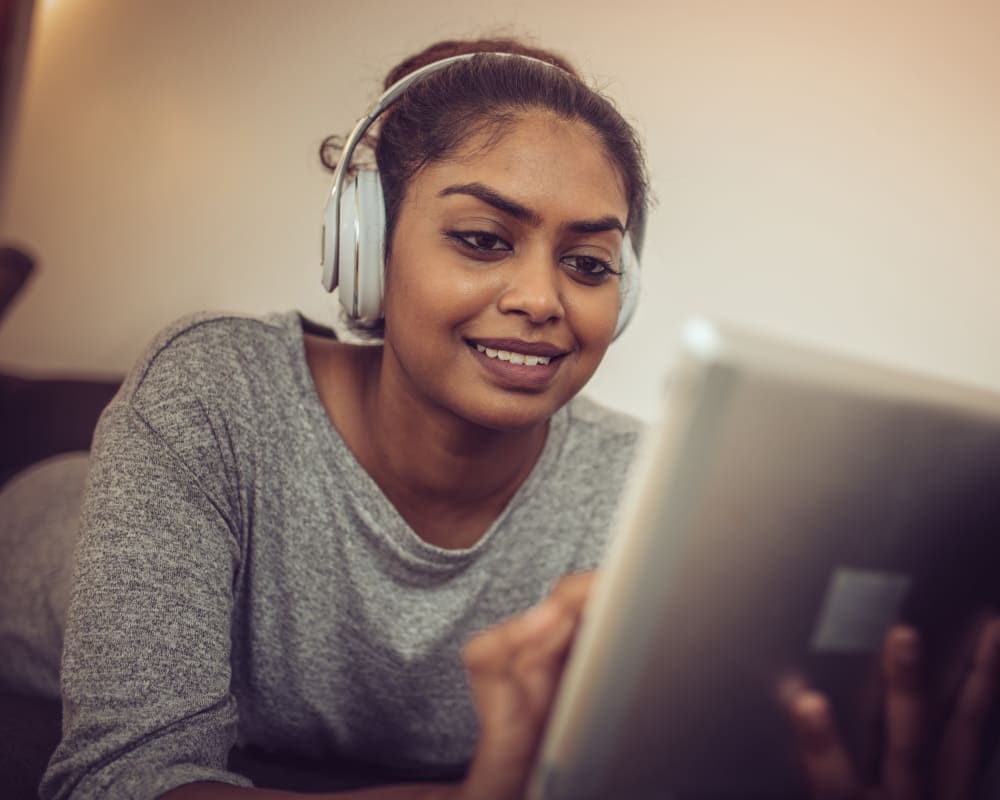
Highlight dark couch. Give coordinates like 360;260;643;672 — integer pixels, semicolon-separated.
0;247;122;487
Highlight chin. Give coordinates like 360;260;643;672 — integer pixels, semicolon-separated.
454;392;570;433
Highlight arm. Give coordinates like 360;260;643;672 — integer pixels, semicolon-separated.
42;354;253;798
161;782;457;799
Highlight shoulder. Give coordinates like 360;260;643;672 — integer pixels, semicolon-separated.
128;311;302;392
508;396;645;572
563;394;646;468
548;394;646;494
115;310;316;416
566;394;645;438
100;310;317;455
89;311;320;506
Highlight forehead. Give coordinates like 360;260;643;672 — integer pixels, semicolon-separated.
407;111;629;219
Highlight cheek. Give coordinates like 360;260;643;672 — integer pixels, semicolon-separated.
382;251;436;324
567;287;620;350
381;262;472;346
384;253;497;329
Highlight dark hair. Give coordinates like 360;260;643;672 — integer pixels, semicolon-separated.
320;38;649;333
319;39;581;173
380;37;580;87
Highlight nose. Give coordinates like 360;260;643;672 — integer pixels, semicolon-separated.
496;249;565;325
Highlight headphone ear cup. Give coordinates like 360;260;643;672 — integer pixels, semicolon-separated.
320;172;340;293
337;169;386;324
613;233;641;339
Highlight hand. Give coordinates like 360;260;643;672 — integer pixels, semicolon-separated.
786;619;1000;800
457;572;595;800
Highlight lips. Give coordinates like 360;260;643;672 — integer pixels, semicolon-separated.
466;338;569;390
467;338;568;358
475;344;551;366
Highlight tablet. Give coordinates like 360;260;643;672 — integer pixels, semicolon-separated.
528;319;1000;800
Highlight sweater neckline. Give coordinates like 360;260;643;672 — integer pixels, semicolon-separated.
285;312;571;571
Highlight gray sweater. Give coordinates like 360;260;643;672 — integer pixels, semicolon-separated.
40;312;643;799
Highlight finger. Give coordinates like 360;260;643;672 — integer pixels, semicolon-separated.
489;571;595;706
459;575;596;800
935;617;1000;800
519;571;595;661
786;688;859;800
463;605;559;724
514;572;595;666
881;626;926;799
464;571;593;678
547;570;597;611
507;603;580;719
462;614;561;797
463;573;594;723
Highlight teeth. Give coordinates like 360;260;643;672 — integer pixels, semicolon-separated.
475;344;552;366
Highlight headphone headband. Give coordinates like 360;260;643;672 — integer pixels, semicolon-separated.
321;54;479;293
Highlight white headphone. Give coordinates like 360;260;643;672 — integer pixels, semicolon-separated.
321;53;642;337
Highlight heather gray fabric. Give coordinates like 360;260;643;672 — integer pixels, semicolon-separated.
38;311;643;800
0;451;89;698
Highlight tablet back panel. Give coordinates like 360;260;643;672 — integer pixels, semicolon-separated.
530;320;1000;800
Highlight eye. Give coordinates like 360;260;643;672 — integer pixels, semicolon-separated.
445;230;513;255
561;254;621;284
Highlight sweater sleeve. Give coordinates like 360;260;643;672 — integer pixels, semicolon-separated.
41;326;255;799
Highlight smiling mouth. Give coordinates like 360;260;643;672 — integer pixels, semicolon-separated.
474;344;553;366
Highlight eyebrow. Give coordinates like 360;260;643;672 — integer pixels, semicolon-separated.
438;182;625;236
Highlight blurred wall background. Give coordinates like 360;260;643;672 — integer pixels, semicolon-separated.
0;0;997;421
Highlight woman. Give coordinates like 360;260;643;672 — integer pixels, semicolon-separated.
29;37;1000;800
37;38;644;800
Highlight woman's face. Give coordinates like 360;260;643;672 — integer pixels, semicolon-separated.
380;110;629;431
